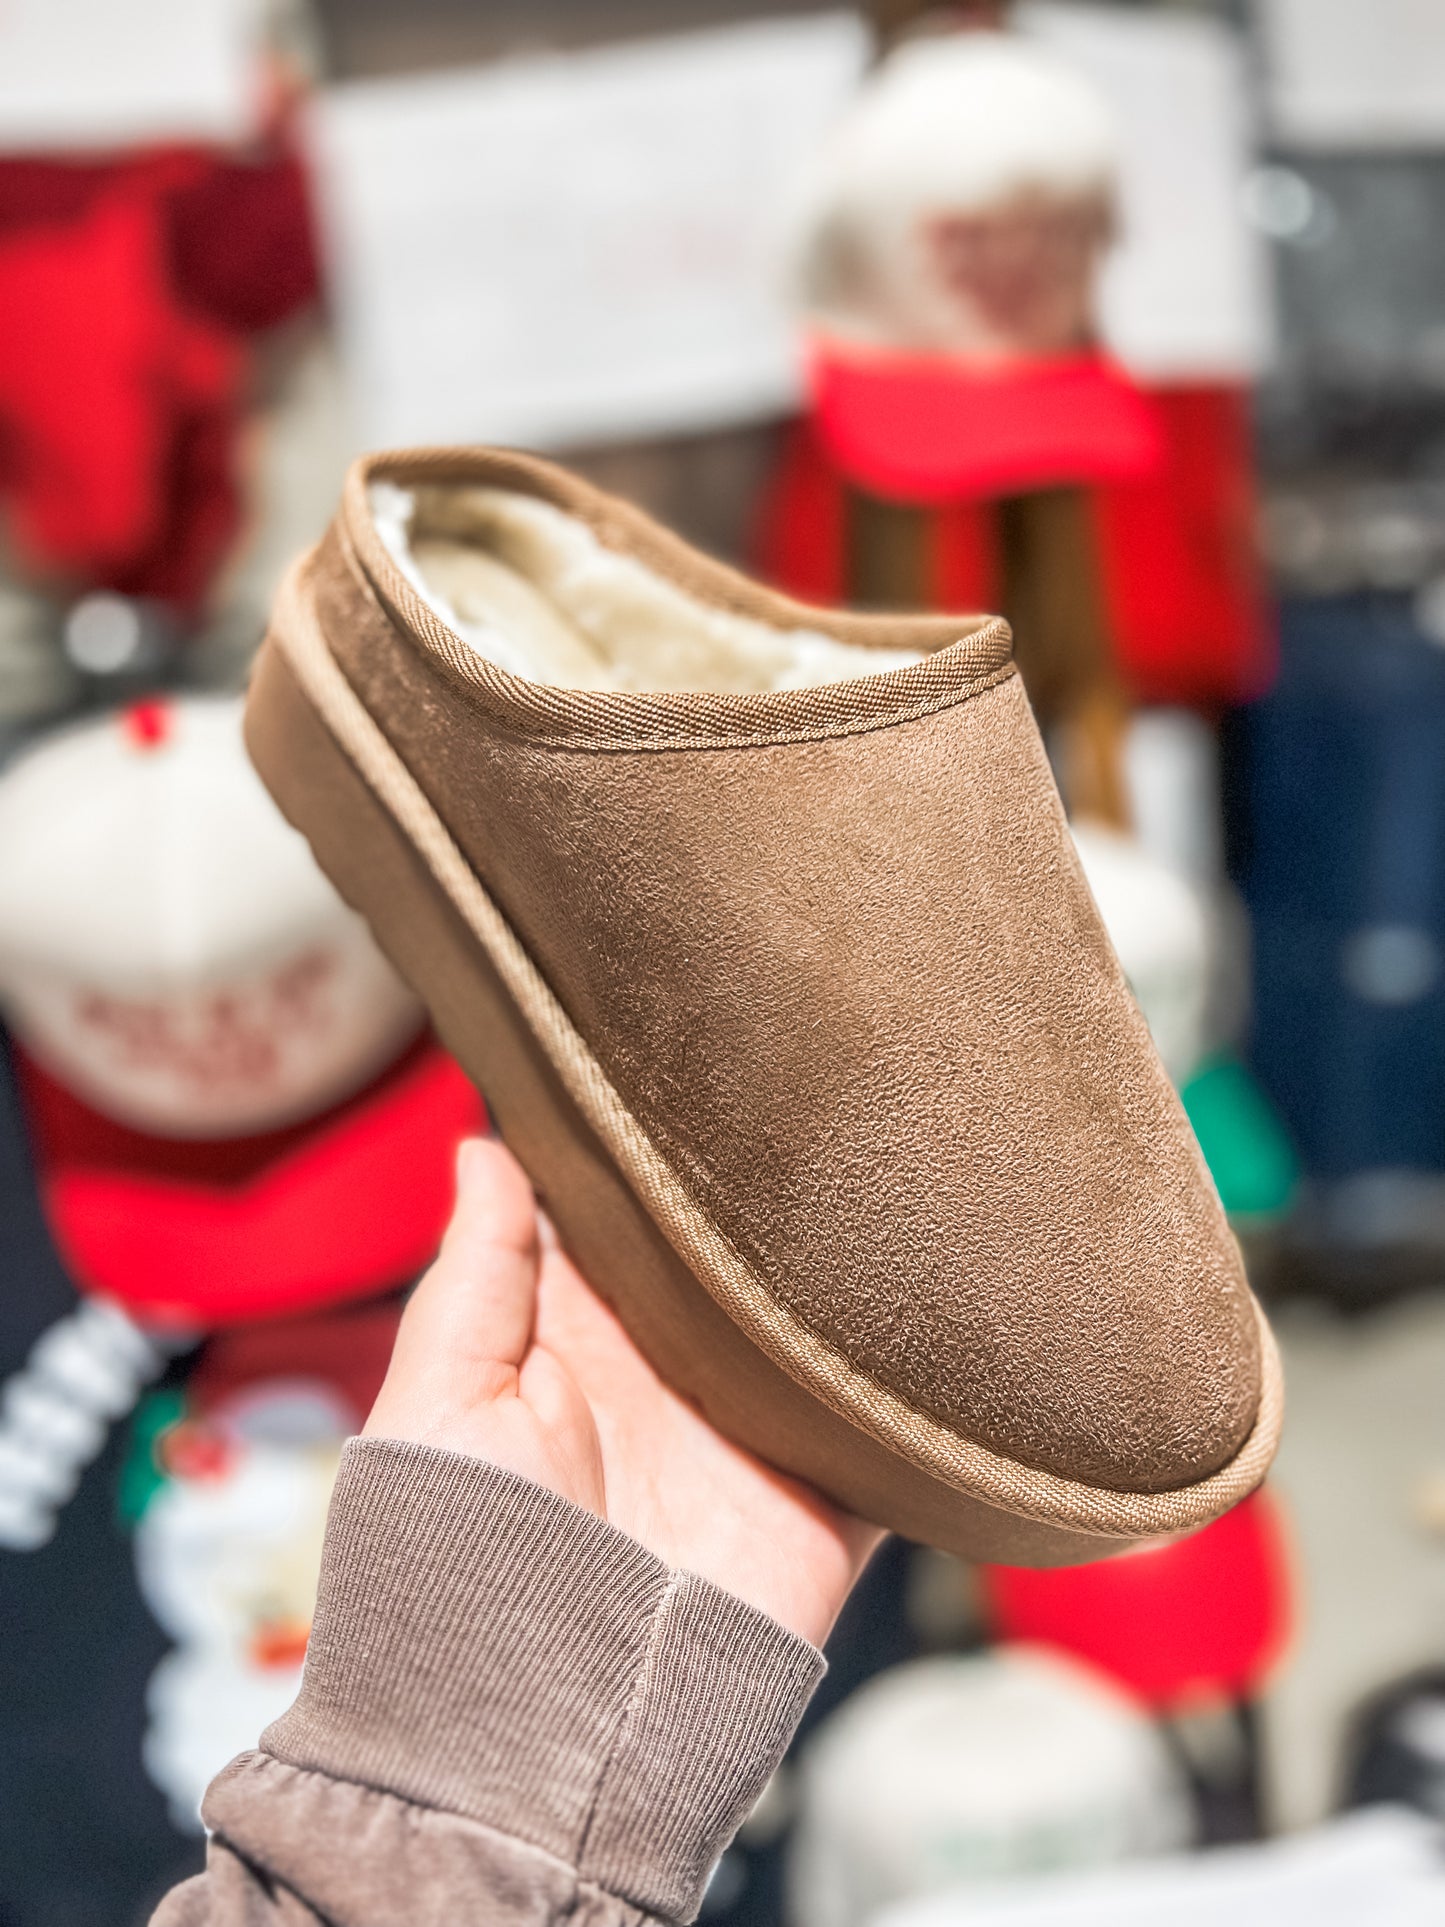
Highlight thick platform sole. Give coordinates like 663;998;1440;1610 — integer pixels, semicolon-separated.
245;624;1278;1565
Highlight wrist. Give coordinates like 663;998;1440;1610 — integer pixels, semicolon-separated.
264;1436;825;1919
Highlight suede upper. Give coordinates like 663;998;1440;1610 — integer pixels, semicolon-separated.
294;452;1265;1497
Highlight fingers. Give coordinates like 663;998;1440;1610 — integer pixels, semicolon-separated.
363;1141;608;1508
534;1236;656;1399
388;1138;542;1387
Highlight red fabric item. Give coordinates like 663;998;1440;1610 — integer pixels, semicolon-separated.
978;1490;1294;1710
161;148;321;336
188;1297;405;1429
17;1037;485;1327
756;374;1275;709
0;141;319;608
0;190;241;603
0;145;320;334
1093;386;1274;708
808;344;1163;501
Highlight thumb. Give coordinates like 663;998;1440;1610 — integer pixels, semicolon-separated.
365;1138;542;1434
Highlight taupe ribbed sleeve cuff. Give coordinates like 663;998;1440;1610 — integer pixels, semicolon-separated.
262;1437;825;1921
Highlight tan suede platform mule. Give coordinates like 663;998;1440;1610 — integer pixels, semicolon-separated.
245;447;1281;1564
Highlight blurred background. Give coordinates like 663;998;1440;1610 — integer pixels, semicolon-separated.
1;1;1443;1921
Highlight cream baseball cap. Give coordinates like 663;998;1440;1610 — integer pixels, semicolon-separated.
0;695;421;1136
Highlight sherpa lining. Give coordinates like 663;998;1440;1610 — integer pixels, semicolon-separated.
372;481;924;695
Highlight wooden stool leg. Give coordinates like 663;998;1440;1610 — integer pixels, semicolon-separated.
843;479;1134;831
998;487;1132;831
843;486;933;611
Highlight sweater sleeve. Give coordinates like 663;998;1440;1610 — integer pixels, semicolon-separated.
151;1436;825;1927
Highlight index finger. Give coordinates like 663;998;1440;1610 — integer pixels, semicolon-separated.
391;1137;542;1378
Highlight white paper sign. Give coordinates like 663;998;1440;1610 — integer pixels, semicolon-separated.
1020;3;1272;380
0;0;263;151
307;14;870;452
878;1807;1445;1927
1261;0;1445;150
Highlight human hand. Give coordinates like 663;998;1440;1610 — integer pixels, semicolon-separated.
364;1137;882;1646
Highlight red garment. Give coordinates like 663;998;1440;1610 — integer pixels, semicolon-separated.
757;349;1275;710
806;345;1163;501
0;143;319;610
161;147;321;337
17;1036;485;1327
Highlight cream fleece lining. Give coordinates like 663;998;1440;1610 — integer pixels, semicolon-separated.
371;481;923;695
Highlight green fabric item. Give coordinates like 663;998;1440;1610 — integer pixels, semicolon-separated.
1181;1053;1300;1226
117;1386;185;1526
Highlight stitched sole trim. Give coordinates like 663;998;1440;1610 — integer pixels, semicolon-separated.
264;559;1283;1540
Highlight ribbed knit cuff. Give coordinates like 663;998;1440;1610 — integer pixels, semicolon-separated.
262;1437;825;1921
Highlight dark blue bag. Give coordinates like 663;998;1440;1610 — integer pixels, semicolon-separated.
1232;594;1445;1261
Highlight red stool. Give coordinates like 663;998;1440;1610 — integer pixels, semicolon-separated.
978;1489;1296;1838
979;1489;1293;1710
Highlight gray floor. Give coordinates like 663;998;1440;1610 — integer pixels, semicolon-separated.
1261;1291;1445;1828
